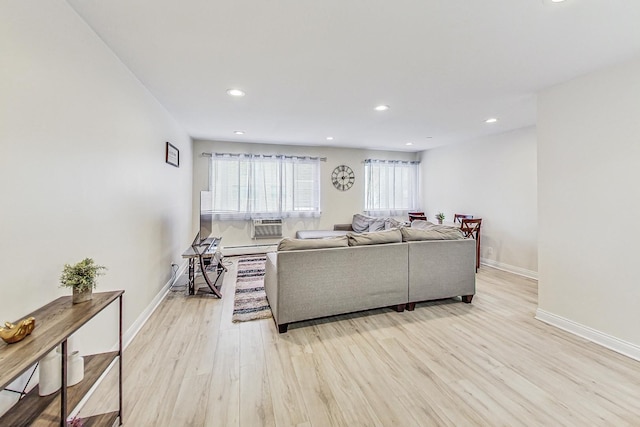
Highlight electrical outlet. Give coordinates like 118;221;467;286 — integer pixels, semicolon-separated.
486;247;493;255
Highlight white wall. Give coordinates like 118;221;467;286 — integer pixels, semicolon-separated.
538;57;640;350
420;127;538;276
0;1;192;408
192;140;419;247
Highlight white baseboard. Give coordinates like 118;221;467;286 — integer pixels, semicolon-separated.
121;260;188;350
480;258;538;280
535;309;640;362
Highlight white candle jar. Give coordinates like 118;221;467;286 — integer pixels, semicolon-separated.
67;351;84;386
38;350;61;396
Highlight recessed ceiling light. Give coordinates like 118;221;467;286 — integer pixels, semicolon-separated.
374;105;390;111
234;130;244;135
226;89;245;97
485;118;498;123
551;0;566;2
405;142;413;146
326;136;334;141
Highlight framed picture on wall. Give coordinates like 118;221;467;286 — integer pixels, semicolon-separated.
166;142;179;167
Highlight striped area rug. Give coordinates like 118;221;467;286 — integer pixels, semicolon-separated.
232;256;273;323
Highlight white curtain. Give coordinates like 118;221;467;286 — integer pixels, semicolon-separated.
281;157;321;217
208;154;321;220
364;159;420;216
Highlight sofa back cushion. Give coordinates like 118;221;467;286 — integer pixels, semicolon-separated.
400;226;465;241
278;236;349;251
409;219;434;229
347;228;403;246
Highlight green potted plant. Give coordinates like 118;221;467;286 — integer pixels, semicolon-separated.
60;258;107;304
435;212;445;224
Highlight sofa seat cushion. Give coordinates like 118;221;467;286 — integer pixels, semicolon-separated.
347;228;403;246
278;236;349;251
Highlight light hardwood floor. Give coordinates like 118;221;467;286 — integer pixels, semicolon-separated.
83;259;640;426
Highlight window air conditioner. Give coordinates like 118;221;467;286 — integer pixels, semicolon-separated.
252;219;283;239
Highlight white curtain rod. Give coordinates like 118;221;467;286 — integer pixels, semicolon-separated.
201;152;327;162
364;159;421;165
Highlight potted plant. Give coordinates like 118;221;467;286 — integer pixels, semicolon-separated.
60;258;106;304
435;212;445;224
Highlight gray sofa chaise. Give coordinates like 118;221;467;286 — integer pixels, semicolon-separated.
264;227;476;333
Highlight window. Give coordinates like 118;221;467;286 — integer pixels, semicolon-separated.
364;159;420;216
208;154;321;220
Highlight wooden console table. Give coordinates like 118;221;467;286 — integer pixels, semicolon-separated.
0;291;124;427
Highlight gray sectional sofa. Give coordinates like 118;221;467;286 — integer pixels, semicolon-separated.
264;227;476;333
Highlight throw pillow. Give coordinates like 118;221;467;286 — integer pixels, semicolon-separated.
368;218;387;232
351;213;376;233
400;227;465;241
278;236;349;251
385;218;404;230
347;228;403;246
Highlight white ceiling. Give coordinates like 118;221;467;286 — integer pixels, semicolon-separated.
67;0;640;152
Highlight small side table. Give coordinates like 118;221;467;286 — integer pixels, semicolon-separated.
181;236;226;297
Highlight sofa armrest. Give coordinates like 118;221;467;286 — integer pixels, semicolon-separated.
407;239;476;303
333;223;354;231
